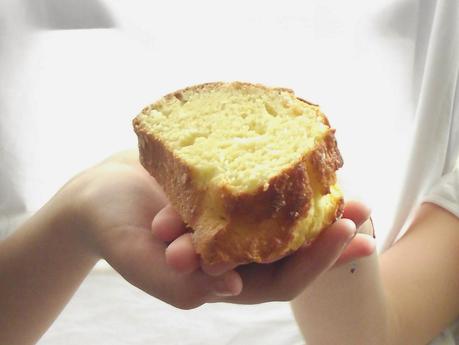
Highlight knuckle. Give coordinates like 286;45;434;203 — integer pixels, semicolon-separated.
168;290;206;310
175;299;204;310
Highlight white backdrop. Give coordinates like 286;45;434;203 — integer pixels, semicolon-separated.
1;0;418;243
0;1;430;344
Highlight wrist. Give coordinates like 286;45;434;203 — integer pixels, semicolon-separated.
50;180;101;265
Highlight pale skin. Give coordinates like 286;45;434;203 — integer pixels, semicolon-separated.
0;151;373;345
291;203;459;345
161;180;459;342
3;151;458;345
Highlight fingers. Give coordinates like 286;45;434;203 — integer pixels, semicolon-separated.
149;199;372;306
334;233;375;266
151;205;187;242
165;233;200;274
335;206;376;266
165;232;238;276
342;200;371;227
271;218;357;300
154;204;237;276
162;230;241;296
103;228;242;310
227;218;358;304
212;270;243;297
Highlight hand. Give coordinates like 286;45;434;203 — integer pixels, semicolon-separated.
66;150;374;308
63;150;243;309
153;200;376;304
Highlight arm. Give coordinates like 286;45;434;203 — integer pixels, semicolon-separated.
0;152;240;345
0;193;98;345
0;151;368;345
291;203;459;345
381;203;459;344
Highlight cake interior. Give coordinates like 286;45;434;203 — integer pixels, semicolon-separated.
140;83;329;193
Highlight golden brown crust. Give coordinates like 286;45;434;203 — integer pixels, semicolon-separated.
221;161;312;225
296;97;319;107
199;159;314;264
194;141;343;264
151;81;295;109
308;129;343;194
133;81;344;265
133;125;205;228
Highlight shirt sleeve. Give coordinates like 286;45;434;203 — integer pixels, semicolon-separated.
422;169;459;219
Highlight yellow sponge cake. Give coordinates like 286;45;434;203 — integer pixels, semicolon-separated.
133;82;343;265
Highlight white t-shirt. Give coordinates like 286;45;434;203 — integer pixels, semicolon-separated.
382;0;459;251
0;0;458;344
383;1;459;343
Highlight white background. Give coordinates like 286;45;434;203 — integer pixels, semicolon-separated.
0;1;425;344
2;0;418;243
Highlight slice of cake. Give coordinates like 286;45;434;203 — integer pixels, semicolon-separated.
133;82;343;265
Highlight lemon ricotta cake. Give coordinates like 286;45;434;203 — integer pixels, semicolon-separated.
133;82;343;265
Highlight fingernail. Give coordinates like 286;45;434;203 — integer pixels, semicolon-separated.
369;217;376;238
213;275;237;297
343;219;358;247
357;218;376;238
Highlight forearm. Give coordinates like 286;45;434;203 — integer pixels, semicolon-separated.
379;203;459;344
291;250;392;345
0;192;98;345
292;203;459;345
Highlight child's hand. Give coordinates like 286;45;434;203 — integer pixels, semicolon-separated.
64;150;373;308
153;200;375;304
62;150;242;309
